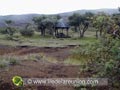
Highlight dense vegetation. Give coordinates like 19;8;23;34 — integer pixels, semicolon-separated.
71;11;120;89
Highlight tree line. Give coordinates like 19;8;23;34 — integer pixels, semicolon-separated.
0;9;120;40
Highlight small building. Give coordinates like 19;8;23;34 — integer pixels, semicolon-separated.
55;19;70;38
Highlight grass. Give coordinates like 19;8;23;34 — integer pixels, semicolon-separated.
64;39;98;65
0;55;20;68
64;58;84;65
64;54;90;65
0;31;97;47
0;30;97;66
0;53;58;69
0;60;9;68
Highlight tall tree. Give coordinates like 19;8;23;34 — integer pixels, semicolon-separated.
93;14;111;38
33;15;46;36
33;15;59;36
69;13;89;38
5;20;16;39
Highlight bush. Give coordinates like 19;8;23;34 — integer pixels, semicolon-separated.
0;28;8;34
9;59;19;65
20;29;34;37
73;37;120;89
6;27;16;36
0;60;9;68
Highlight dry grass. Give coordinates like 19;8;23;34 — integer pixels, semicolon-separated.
0;53;58;69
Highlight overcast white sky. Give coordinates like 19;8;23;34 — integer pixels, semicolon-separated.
0;0;120;15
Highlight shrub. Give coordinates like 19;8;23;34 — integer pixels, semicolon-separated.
0;64;7;68
0;28;8;34
9;59;19;65
0;56;20;68
73;37;120;89
20;29;34;37
0;60;9;68
6;27;16;36
0;27;17;40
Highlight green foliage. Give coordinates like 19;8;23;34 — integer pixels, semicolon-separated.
93;15;111;29
68;13;80;27
0;58;9;68
9;58;19;65
0;28;8;34
6;27;16;36
0;64;7;68
5;20;13;25
68;13;90;37
33;15;59;36
20;29;34;37
0;55;20;69
20;23;34;37
73;36;120;89
3;20;17;40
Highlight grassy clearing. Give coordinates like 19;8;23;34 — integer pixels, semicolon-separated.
64;41;97;65
64;53;90;65
0;31;97;66
64;58;85;65
0;31;97;47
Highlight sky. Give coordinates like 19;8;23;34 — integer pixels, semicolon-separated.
0;0;120;15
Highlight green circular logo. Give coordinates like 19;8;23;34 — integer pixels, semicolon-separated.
12;76;23;87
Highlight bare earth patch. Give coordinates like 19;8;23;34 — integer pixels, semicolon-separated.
0;45;108;90
0;45;82;90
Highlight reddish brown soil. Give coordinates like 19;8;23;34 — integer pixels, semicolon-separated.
0;45;108;90
0;45;81;90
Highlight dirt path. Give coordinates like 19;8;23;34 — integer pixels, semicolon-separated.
0;45;83;90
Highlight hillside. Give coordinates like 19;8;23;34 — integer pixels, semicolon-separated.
60;8;119;16
0;8;119;27
0;14;41;27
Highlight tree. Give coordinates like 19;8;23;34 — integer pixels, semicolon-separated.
4;20;16;39
93;14;112;38
33;15;59;36
33;15;46;36
68;13;80;32
20;23;34;37
84;12;94;19
69;13;89;38
43;17;56;36
112;14;120;39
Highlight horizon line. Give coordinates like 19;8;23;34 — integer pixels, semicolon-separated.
0;8;118;16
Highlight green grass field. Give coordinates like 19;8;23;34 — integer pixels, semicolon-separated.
0;31;97;47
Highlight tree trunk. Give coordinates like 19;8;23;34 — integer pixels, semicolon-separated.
66;29;69;36
74;26;77;32
41;29;45;36
43;29;45;36
78;26;82;37
41;29;44;36
99;28;103;36
96;30;98;38
80;26;88;38
49;29;54;36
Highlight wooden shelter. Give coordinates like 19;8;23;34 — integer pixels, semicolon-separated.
55;19;70;38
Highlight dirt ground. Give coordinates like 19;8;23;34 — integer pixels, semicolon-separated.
0;45;108;90
0;45;81;90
